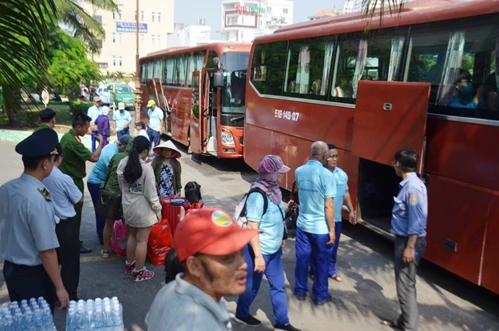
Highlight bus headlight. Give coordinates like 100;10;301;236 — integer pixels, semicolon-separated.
221;129;235;146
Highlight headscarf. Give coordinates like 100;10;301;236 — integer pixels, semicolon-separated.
250;155;290;205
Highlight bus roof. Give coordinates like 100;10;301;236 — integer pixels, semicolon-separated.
141;42;252;61
257;0;499;43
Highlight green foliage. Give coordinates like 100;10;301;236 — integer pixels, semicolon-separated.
46;28;102;99
461;53;474;74
115;71;125;79
68;100;94;114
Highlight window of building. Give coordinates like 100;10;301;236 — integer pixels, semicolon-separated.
241;17;244;24
141;11;144;21
112;56;116;67
251;42;288;95
283;8;288;14
158;12;161;23
112;11;116;20
285;37;333;100
152;35;155;45
241;31;244;40
267;7;272;13
119;56;122;67
112;33;116;43
118;33;122;44
152;12;155;22
118;10;122;20
141;34;144;44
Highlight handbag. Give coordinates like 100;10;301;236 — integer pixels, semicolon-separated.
96;190;122;220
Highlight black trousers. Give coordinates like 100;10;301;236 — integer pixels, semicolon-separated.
56;217;80;300
394;236;427;331
3;261;56;312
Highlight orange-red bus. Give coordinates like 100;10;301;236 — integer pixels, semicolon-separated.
139;43;250;158
244;0;499;294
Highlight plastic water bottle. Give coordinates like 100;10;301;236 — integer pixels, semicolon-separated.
66;307;75;331
86;307;95;331
42;306;54;330
24;310;34;330
33;307;44;330
94;306;104;330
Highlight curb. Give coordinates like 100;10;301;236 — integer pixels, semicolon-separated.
0;129;117;151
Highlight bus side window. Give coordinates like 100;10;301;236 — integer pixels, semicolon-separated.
283;37;332;101
162;58;167;86
177;54;188;87
147;61;154;80
154;59;164;83
140;62;147;84
250;42;287;96
331;36;359;104
166;57;175;85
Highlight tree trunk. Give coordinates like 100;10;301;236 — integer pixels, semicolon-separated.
2;85;23;128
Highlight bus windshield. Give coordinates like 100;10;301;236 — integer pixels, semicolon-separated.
221;52;249;114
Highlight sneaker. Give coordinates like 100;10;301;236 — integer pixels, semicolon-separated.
132;268;155;282
274;323;302;331
234;315;262;328
125;260;136;275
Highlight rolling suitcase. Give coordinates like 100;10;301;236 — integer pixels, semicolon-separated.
162;197;183;237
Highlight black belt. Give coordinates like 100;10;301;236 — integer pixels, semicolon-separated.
4;260;43;269
59;217;74;222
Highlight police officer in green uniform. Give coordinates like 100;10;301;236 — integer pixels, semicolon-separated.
0;129;70;312
59;112;103;253
34;108;56;132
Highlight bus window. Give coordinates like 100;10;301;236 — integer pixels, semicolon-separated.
221;52;249;114
250;42;287;96
362;30;406;82
284;37;332;100
166;57;175;85
154;59;163;82
162;58;167;85
412;22;499;118
206;50;218;69
176;54;188;87
147;61;154;79
330;36;360;104
188;51;206;87
140;62;146;83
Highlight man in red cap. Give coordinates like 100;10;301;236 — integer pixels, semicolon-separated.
146;208;259;331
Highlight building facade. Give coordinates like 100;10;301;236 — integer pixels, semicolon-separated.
168;21;213;48
221;0;294;43
342;0;412;14
81;0;174;75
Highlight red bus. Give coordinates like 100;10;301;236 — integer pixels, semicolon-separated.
139;43;251;158
244;0;499;294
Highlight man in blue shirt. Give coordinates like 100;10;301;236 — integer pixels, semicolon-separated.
43;144;83;301
147;99;164;148
87;135;131;244
87;96;103;152
294;141;336;305
310;144;356;282
382;149;427;331
113;102;132;140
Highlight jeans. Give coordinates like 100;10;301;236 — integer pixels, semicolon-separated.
147;127;161;147
56;218;80;299
117;128;130;140
236;245;289;325
294;228;333;302
310;221;342;276
87;182;106;244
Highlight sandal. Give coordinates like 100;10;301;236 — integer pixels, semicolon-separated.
331;274;343;282
380;320;403;330
101;250;110;259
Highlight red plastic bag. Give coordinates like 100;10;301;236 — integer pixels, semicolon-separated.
147;218;174;266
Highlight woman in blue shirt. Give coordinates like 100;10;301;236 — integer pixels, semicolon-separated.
235;155;300;331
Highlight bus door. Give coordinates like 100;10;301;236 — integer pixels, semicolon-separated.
351;81;430;231
206;70;218;156
190;71;207;154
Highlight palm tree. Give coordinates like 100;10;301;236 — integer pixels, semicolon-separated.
362;0;405;30
56;0;118;55
0;0;57;126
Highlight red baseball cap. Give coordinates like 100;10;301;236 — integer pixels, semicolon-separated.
174;208;259;262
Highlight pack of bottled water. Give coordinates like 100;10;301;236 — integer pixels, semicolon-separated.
0;297;56;331
66;297;123;331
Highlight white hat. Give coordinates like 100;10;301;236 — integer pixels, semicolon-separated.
101;106;110;116
118;102;125;110
153;140;181;155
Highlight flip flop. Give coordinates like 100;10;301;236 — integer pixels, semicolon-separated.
101;250;110;259
331;274;343;282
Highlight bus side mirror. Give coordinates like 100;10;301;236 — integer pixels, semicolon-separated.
213;72;224;88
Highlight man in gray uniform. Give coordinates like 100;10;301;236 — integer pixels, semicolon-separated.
43;144;83;301
0;129;70;312
382;149;427;331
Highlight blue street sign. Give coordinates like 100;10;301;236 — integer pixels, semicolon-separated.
116;22;148;33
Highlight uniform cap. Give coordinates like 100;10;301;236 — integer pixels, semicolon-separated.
118;135;132;146
16;128;59;158
174;208;259;262
147;100;156;107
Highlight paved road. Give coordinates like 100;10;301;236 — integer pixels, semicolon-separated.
0;141;498;331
